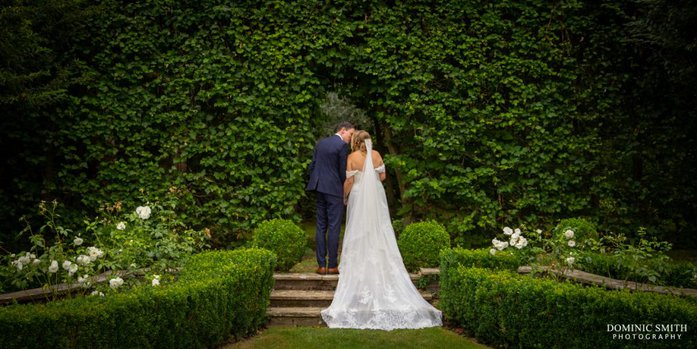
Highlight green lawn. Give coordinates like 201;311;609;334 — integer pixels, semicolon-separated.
223;327;490;349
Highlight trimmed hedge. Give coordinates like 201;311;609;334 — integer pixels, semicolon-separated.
440;252;697;348
398;220;451;272
0;248;276;349
439;247;524;318
251;219;306;272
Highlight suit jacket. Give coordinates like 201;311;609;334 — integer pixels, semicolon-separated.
306;135;348;197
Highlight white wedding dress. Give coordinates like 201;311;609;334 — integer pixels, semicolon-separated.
320;139;442;330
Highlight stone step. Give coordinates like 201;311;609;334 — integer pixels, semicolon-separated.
273;273;340;291
267;307;325;327
272;272;429;291
269;289;434;308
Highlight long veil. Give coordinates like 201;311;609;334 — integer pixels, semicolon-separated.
321;139;442;330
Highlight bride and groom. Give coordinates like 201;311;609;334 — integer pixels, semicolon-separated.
306;122;442;330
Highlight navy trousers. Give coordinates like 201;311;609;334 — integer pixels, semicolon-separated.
315;191;344;268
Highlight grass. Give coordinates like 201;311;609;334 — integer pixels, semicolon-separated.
223;327;490;349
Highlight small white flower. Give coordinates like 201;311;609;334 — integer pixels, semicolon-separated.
74;237;84;246
32;259;41;265
566;256;575;266
514;228;521;235
90;290;104;297
492;239;509;251
109;277;124;289
503;227;513;235
489;248;497;256
78;275;87;283
18;253;32;265
136;206;151;220
11;260;23;271
48;260;59;273
568;240;576;248
129;263;137;269
536;229;542;234
68;263;78;276
510;235;519;246
151;275;160;287
515;236;528;249
87;246;103;261
62;260;72;271
564;230;575;240
76;255;91;266
116;222;126;230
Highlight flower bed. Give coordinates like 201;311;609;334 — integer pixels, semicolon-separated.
440;249;697;349
0;248;276;349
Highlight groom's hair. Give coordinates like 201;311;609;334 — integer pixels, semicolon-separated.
335;121;354;132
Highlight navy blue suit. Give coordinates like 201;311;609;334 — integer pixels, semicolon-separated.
306;134;348;268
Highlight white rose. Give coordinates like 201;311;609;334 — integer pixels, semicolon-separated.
76;255;91;266
515;236;528;249
11;260;23;271
62;260;72;271
136;206;151;220
568;240;576;247
87;246;103;261
19;253;32;265
564;230;575;240
536;229;542;234
78;275;88;283
74;237;84;246
509;236;519;246
514;228;521;235
566;256;575;266
503;227;513;235
116;222;126;230
32;258;41;265
489;248;497;256
68;263;78;276
109;277;124;289
48;260;59;273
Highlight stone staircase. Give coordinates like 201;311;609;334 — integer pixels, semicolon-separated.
267;268;440;327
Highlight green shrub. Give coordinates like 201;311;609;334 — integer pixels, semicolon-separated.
398;221;451;272
251;219;306;271
553;217;599;243
577;251;697;288
441;266;697;349
0;248;276;349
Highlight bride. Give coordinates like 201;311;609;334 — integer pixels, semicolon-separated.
320;130;442;330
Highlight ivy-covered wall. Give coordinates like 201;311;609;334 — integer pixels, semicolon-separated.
1;0;695;248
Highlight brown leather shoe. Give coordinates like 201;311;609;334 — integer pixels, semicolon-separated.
315;267;327;275
327;267;339;275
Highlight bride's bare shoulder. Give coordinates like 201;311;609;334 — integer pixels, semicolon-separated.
371;150;383;163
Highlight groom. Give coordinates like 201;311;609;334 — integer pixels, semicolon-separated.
306;122;354;275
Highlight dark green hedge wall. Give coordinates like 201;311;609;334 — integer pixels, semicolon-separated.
1;0;695;248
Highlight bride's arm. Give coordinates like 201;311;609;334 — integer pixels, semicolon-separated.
343;154;356;204
343;177;353;204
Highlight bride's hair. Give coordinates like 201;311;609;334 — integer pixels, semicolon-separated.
351;130;371;153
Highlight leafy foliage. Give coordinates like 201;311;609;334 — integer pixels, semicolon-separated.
1;0;696;251
0;198;207;294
